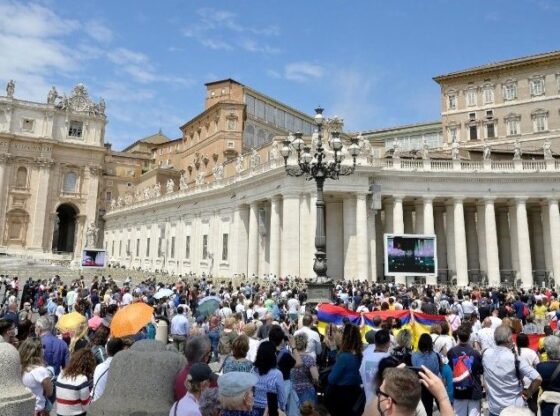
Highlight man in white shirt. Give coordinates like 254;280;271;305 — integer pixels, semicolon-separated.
360;329;391;404
121;288;133;306
170;306;190;354
287;294;300;323
66;287;77;312
92;338;124;401
294;314;321;360
489;308;502;330
474;317;496;351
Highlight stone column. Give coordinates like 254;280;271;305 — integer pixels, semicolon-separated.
233;206;249;276
375;210;384;279
423;197;434;234
384;199;394;233
393;196;404;234
403;205;414;234
509;204;520;273
445;201;456;273
476;202;487;275
356;193;368;281
542;202;553;276
0;154;11;245
515;198;533;287
434;206;447;271
269;196;281;278
414;200;424;234
281;193;300;277
343;195;357;279
547;200;560;282
496;207;512;271
248;202;259;277
73;214;87;259
368;208;377;282
453;198;468;286
529;207;546;272
30;160;53;250
484;198;501;287
464;206;479;272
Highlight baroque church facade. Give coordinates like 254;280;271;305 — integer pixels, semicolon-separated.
3;51;560;287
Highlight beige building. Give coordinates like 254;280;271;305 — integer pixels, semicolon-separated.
434;50;560;154
0;83;106;260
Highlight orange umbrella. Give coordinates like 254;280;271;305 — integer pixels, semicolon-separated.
110;302;154;337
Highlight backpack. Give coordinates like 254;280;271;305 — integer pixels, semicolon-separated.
522;304;530;318
452;353;475;393
219;331;234;355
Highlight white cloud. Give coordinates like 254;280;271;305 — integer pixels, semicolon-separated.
0;1;78;38
107;48;149;65
182;7;280;54
84;20;113;43
284;62;325;82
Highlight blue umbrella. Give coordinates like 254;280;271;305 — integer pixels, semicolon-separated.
197;296;221;317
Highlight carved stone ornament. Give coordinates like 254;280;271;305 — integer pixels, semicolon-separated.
56;84;106;116
86;222;99;247
195;172;205;185
513;140;522;161
6;80;15;98
270;141;280;160
235;155;244;173
179;172;188;190
47;86;58;104
250;148;260;168
392;142;401;159
153;182;161;197
544;139;553;160
483;142;492;161
212;163;224;180
451;142;460;160
166;179;175;194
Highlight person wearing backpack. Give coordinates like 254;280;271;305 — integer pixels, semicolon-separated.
447;323;483;416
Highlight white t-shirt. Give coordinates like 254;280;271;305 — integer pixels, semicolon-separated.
519;347;540;388
22;366;51;411
122;292;133;305
359;349;390;404
170;392;201;416
287;298;300;314
489;316;502;330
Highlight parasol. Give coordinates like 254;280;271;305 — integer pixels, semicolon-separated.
110;302;154;337
56;311;87;332
154;288;174;299
197;296;221;317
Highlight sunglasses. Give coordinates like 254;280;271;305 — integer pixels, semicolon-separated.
376;387;397;405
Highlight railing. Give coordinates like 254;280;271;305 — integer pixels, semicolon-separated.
105;155;560;216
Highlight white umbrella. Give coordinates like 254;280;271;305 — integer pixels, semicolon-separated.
154;288;174;299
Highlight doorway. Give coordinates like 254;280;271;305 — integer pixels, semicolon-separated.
53;204;78;252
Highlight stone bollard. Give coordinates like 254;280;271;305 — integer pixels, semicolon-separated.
88;340;186;416
0;342;36;416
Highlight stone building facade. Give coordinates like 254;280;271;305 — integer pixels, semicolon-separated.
0;83;106;260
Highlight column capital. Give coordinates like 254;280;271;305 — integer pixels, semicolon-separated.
512;197;528;205
270;194;282;202
547;199;559;207
393;195;404;204
422;196;434;203
355;192;367;201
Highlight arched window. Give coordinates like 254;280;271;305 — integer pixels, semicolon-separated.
63;172;78;193
16;167;27;188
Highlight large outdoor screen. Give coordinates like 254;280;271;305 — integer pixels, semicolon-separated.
384;234;437;277
81;249;107;268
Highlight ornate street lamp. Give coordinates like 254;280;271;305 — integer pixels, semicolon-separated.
281;107;360;301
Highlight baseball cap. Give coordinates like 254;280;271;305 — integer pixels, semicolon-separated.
188;363;217;383
218;371;258;397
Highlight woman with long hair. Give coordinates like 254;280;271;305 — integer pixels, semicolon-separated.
290;332;319;405
252;341;286;416
55;348;97;416
19;338;54;416
69;321;90;354
412;333;441;416
326;324;364;416
90;325;110;364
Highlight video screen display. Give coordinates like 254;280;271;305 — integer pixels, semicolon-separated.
81;249;106;268
384;234;437;276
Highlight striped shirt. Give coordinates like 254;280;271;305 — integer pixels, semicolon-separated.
55;373;91;415
252;368;286;411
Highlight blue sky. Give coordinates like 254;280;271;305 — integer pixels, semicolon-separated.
1;0;559;150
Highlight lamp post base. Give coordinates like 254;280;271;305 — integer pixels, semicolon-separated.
305;281;334;310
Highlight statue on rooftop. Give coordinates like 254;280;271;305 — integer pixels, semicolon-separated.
179;172;188;190
483;142;492;160
165;179;175;194
47;86;58;104
6;80;15;98
543;139;553;160
392;141;401;159
451;142;459;160
513;140;522;161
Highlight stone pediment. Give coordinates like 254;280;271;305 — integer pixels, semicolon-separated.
56;84;105;117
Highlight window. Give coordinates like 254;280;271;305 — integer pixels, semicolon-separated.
63;172;77;193
222;233;228;261
469;112;476;121
483;87;494;104
22;118;34;132
448;127;458;143
16;167;27;188
486;123;495;138
469;125;478;141
466;89;477;107
447;95;456;110
106;191;112;201
185;236;190;259
171;236;175;258
530;78;545;96
136;238;140;257
503;82;517;101
227;141;235;148
146;238;150;257
227;118;236;130
506;116;521;136
202;235;208;259
68;121;83;138
255;99;265;119
532;110;548;132
245;94;256;115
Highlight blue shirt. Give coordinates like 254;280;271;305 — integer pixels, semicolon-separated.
328;352;362;386
170;314;189;336
412;351;441;376
41;332;70;376
252;368;286;411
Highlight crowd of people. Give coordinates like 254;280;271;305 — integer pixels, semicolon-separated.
2;272;560;416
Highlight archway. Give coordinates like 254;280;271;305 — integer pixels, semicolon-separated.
53;204;78;252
